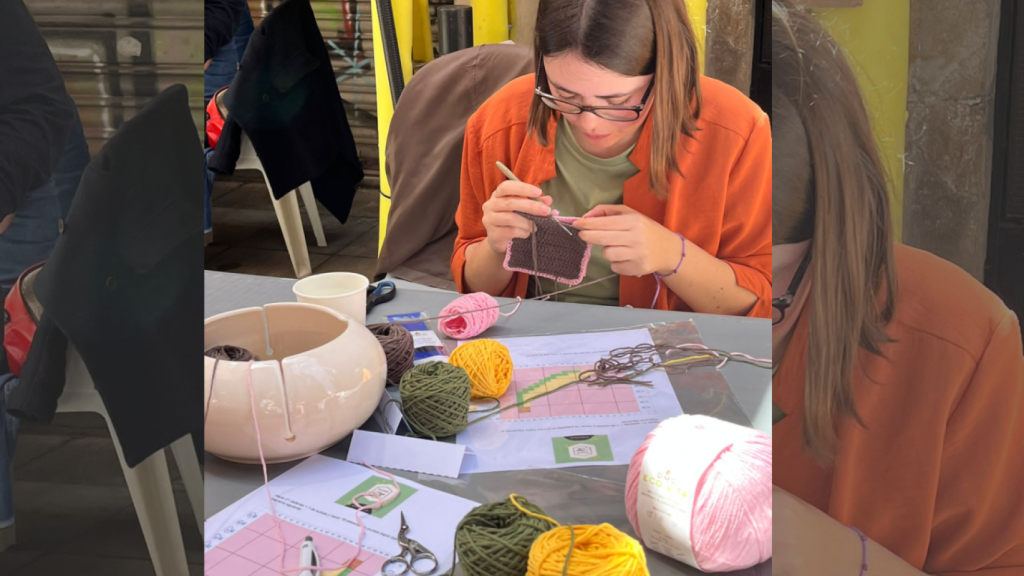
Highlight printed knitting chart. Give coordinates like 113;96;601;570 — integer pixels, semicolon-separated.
456;328;684;474
204;456;478;575
498;365;641;421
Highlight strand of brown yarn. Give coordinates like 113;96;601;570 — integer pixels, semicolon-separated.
459;344;760;429
366;323;415;386
204;345;259;426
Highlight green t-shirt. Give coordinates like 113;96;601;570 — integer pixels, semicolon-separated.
535;118;640;306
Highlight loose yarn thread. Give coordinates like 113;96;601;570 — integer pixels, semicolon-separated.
204;344;297;441
241;359;403;574
395;361;473;440
366;323;415;386
450;495;557;576
625;415;772;572
386;344;769;440
506;494;649;576
388;344;760;439
391;273;618;336
448;339;514;398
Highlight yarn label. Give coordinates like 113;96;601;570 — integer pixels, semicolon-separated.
636;417;749;569
386;312;449;365
411;329;443;349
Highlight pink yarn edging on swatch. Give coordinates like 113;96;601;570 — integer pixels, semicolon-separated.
243;360;402;574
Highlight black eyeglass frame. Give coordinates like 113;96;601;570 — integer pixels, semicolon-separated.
772;250;812;326
534;57;655;122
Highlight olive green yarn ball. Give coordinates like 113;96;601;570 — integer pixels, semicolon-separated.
454;497;553;576
399;361;472;439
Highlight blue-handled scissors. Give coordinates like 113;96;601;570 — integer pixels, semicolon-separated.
367;281;397;315
381;512;437;575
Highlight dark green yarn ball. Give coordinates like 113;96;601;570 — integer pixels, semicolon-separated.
399;361;472;439
454;497;554;576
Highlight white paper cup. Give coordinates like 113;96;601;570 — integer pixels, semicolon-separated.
292;272;369;325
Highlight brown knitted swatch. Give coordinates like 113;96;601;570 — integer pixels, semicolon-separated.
503;212;592;285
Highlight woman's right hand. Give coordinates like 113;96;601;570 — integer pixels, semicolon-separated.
480;181;554;255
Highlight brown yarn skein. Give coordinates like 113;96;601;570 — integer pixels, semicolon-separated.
367;323;415;387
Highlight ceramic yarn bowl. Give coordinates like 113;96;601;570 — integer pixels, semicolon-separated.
204;303;386;464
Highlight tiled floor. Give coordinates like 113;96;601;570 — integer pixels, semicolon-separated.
2;413;202;575
205;173;380;279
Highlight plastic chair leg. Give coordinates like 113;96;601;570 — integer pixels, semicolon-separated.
298;183;327;247
169;435;203;532
109;428;189;576
261;173;312;278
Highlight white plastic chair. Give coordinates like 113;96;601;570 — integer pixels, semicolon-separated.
58;344;202;576
235;133;327;279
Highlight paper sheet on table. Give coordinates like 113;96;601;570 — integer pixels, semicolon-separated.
455;328;684;474
347;430;466;478
203;455;478;575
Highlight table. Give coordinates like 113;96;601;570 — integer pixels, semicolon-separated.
204;271;772;575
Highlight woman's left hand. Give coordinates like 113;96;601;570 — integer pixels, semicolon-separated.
773;486;865;576
574;205;683;277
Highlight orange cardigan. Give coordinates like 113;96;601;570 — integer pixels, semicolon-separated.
774;244;1024;574
451;74;772;316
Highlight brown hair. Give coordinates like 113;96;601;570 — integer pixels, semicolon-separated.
773;0;898;464
526;0;702;198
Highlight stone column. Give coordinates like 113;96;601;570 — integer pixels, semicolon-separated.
515;0;539;46
903;0;1001;280
705;0;755;94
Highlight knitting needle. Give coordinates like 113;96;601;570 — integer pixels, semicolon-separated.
495;161;573;235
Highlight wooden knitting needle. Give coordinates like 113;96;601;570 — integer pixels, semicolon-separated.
495;161;573;235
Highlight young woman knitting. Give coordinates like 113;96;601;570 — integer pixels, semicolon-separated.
452;0;771;316
771;2;1024;574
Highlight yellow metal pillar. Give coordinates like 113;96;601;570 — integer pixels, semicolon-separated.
508;0;518;43
412;0;434;63
815;0;910;240
373;0;413;253
471;0;509;45
686;0;708;74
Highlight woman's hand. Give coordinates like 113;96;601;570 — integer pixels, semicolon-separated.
480;181;554;256
574;205;683;277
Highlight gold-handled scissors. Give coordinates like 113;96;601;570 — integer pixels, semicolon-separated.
381;512;438;575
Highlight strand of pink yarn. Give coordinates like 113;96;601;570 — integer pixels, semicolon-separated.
244;360;402;574
625;415;772;572
403;273;617;340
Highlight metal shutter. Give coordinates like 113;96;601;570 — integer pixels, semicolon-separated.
24;0;205;157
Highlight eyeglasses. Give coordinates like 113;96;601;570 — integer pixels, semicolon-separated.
772;251;811;326
535;57;654;122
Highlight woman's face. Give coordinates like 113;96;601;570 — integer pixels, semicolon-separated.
542;52;654;159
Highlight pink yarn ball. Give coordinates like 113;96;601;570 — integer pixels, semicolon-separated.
438;292;501;339
625;415;772;572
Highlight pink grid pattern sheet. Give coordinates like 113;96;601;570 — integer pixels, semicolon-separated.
498;365;642;421
204;514;388;576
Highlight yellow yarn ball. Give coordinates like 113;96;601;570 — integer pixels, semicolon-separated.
449;339;514;399
526;524;649;576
